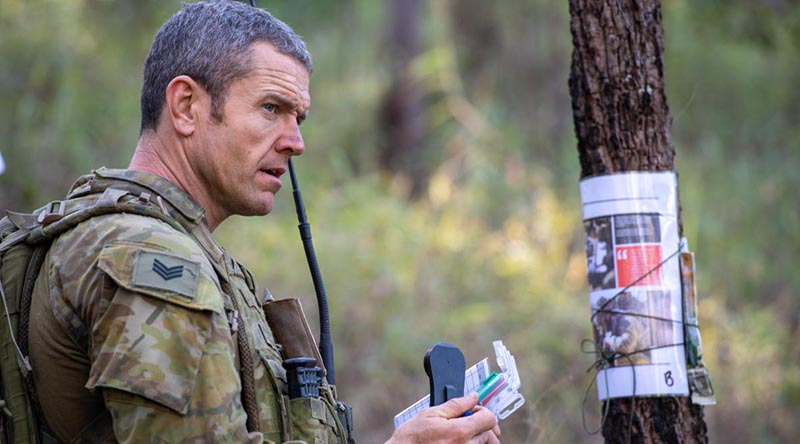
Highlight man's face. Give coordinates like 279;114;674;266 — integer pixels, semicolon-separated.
190;41;310;221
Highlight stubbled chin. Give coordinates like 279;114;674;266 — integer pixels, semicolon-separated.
254;192;275;216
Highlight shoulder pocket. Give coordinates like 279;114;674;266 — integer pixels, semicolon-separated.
96;241;223;314
88;241;228;414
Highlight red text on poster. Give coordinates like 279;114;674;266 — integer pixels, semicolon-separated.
615;244;662;287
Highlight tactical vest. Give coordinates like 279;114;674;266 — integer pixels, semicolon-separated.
0;168;354;444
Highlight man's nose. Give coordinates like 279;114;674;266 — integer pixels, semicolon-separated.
279;121;305;156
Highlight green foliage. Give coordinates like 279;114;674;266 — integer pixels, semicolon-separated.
1;0;798;442
663;4;800;439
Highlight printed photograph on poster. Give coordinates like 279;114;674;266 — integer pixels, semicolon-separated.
584;217;615;291
592;290;674;367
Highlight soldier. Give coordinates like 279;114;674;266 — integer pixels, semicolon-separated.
25;1;501;443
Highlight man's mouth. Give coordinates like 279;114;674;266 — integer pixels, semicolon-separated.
262;167;286;178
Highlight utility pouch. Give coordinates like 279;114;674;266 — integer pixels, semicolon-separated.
285;395;341;444
262;298;326;377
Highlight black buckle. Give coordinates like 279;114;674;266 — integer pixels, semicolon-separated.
336;401;355;443
37;201;65;225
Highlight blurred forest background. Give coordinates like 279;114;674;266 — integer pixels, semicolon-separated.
1;0;798;442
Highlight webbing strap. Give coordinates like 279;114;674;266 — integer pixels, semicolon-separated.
28;192;188;245
5;212;39;231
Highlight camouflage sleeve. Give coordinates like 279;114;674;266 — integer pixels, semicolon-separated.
49;214;262;443
45;214;316;443
88;284;260;443
90;240;263;443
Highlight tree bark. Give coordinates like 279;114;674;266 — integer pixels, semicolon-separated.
568;1;708;443
379;0;427;197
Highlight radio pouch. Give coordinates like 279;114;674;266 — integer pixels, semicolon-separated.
263;298;326;378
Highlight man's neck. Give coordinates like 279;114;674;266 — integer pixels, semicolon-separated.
129;131;225;230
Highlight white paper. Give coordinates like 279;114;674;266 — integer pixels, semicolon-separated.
580;172;688;400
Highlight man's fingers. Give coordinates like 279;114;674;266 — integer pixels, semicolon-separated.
433;392;480;418
444;405;499;444
420;394;501;443
459;406;497;435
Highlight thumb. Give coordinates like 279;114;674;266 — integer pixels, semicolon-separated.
435;392;480;419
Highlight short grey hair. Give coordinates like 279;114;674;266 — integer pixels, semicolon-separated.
140;0;312;132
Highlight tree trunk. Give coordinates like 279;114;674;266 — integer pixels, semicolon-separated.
379;0;427;197
568;1;708;443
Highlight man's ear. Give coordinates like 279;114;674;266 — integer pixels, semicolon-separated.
164;75;208;137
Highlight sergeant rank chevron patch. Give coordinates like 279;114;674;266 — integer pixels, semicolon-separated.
152;258;184;281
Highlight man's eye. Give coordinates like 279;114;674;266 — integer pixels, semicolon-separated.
264;103;278;113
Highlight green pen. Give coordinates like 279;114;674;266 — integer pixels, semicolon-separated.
476;372;501;403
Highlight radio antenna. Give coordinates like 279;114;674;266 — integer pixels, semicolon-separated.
287;158;336;385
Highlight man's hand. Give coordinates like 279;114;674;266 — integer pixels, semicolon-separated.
387;393;501;444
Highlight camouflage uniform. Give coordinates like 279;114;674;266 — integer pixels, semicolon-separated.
28;168;343;443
